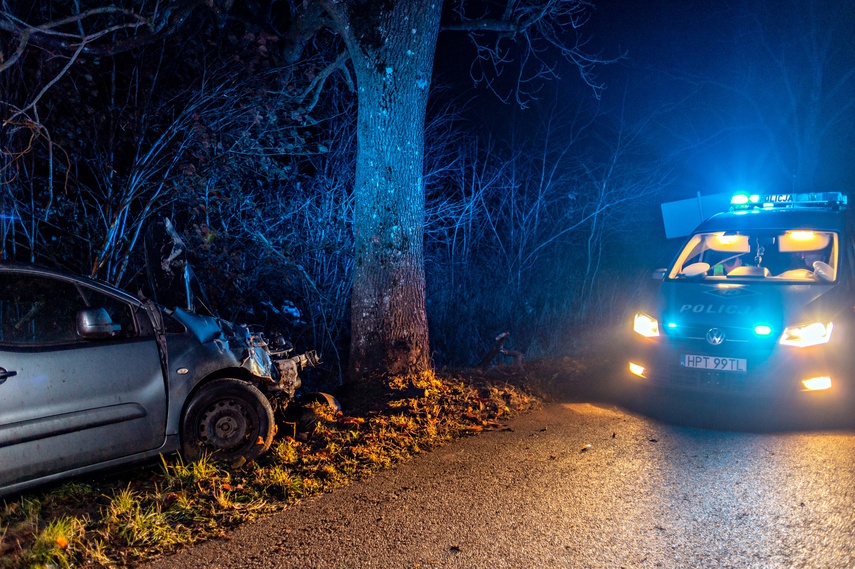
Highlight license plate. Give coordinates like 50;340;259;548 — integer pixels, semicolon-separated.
681;354;747;372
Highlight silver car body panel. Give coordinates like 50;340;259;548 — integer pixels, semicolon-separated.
0;339;166;488
0;264;287;496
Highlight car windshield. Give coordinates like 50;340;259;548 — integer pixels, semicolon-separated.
667;229;838;282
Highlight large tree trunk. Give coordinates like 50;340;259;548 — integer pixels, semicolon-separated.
327;1;442;381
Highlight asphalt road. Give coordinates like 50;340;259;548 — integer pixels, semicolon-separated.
143;381;855;569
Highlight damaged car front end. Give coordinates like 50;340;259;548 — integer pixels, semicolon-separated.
153;306;325;464
0;263;327;496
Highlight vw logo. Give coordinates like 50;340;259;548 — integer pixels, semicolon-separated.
706;328;726;345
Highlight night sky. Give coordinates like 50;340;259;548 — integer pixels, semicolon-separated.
592;0;855;199
438;0;855;202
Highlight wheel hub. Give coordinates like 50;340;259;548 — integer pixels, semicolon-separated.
199;399;251;450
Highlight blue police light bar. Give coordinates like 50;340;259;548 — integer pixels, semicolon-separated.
731;192;847;210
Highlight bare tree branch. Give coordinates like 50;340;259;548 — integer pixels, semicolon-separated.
2;6;144;36
443;0;620;106
0;27;27;72
298;50;350;113
0;1;199;60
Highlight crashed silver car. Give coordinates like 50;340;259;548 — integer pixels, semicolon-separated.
0;263;319;496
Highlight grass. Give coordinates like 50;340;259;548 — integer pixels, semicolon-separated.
0;367;545;568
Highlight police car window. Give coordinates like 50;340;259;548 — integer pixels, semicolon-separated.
670;231;838;281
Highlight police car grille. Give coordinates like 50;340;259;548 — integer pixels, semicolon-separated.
663;334;777;358
665;325;759;344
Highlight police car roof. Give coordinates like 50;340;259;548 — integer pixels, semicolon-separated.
695;207;847;234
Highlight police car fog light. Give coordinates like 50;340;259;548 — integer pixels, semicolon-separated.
633;313;659;337
780;322;833;348
629;362;646;377
754;325;772;336
802;376;832;391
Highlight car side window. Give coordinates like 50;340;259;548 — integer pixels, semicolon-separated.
0;273;138;345
78;286;140;337
0;274;88;344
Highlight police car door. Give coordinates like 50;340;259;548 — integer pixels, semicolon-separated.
0;271;166;488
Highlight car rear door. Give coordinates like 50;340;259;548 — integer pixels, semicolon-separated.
0;270;167;488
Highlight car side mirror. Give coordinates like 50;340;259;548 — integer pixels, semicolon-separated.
652;268;667;280
77;308;121;339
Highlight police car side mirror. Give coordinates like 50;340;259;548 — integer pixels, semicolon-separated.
652;268;667;280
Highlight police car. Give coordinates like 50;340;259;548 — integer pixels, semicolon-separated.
629;192;854;397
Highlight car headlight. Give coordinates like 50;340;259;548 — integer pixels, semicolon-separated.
633;313;659;337
780;322;833;348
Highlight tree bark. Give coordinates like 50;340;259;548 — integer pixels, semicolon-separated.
325;0;442;381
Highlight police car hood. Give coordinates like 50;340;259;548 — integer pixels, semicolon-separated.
662;280;839;329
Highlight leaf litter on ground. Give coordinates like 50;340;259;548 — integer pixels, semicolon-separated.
1;365;547;568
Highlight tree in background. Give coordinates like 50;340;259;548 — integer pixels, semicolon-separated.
291;0;611;380
0;0;611;382
423;92;667;363
318;0;442;380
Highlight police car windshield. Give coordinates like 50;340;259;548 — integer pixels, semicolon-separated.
668;230;838;283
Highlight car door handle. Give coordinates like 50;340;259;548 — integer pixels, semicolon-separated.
0;369;17;385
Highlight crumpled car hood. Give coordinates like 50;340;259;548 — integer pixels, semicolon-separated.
170;307;276;381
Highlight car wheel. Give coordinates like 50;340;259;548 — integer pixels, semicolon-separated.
181;378;275;463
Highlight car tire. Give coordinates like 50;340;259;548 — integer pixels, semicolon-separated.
181;378;275;464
